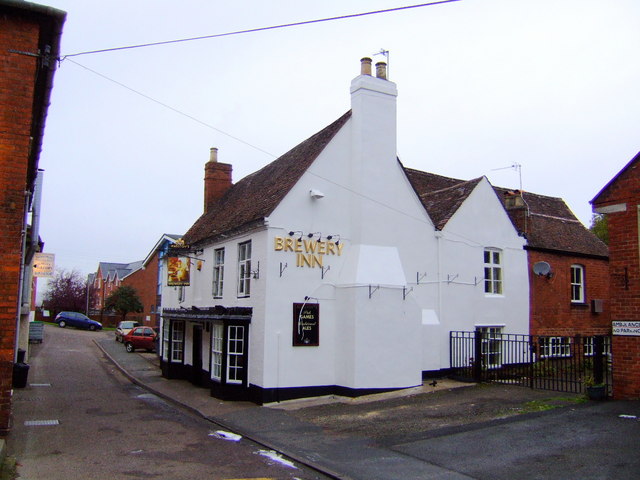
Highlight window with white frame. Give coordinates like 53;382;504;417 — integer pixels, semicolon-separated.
571;264;585;303
477;326;503;368
227;325;245;384
211;322;223;381
540;336;571;358
583;336;611;358
237;241;251;297
157;259;164;295
212;248;225;298
484;249;503;295
171;320;185;362
162;319;169;358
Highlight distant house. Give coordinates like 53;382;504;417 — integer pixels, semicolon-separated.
591;151;640;399
0;0;65;432
158;58;530;403
122;234;181;327
90;261;143;321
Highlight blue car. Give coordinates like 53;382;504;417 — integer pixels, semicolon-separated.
54;311;102;331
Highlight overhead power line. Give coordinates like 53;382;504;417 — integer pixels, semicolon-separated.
64;58;277;157
61;0;461;59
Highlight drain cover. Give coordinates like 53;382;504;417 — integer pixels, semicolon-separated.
24;420;59;426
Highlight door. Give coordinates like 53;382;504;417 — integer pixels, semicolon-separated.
191;325;203;386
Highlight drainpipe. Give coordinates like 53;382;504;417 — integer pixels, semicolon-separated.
435;230;443;326
14;189;32;362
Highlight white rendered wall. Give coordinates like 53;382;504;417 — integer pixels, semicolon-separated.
415;178;529;371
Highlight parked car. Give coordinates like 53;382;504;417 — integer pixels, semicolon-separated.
122;326;157;353
115;320;140;342
54;312;102;331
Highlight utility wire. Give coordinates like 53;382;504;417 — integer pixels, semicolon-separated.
65;58;277;157
61;0;461;59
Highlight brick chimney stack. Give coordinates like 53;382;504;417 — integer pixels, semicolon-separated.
503;190;529;235
204;147;232;213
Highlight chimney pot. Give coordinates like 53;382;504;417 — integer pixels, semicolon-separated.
209;147;218;162
360;57;372;76
375;61;387;80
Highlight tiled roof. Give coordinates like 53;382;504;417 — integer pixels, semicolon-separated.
184;111;352;246
98;260;143;280
495;188;608;258
404;169;481;229
405;169;607;258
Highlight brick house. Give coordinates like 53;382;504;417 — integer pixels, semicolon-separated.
592;151;640;399
0;0;65;432
498;189;610;339
90;261;142;325
122;234;180;327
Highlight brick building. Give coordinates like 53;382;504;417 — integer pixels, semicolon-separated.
498;189;610;339
592;151;640;399
0;0;65;432
90;261;142;325
122;234;180;327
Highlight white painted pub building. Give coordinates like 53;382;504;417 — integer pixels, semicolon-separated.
159;59;529;403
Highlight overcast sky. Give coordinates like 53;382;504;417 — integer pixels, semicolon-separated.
37;0;640;280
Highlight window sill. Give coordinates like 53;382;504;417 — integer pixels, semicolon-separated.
570;302;589;309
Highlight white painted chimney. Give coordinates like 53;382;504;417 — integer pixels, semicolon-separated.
349;57;398;243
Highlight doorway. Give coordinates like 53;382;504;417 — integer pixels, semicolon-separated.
191;325;203;386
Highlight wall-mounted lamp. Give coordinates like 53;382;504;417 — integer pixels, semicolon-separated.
326;234;340;245
251;261;260;279
309;189;325;199
288;230;303;241
307;232;321;240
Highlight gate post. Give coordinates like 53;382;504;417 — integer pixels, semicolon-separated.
473;330;483;382
593;335;605;386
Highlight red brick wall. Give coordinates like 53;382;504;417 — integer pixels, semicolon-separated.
593;157;640;399
0;15;40;432
123;252;160;327
528;250;610;337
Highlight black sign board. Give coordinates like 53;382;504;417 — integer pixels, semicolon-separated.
293;303;319;346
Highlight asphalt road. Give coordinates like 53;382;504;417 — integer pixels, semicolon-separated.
7;325;330;480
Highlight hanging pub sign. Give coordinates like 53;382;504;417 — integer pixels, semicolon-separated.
167;256;190;286
293;302;319;346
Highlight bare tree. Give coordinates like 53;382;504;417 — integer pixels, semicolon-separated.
42;269;87;317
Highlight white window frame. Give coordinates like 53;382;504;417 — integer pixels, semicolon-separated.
583;336;611;358
484;249;503;295
211;322;223;381
237;241;251;298
477;326;503;369
161;318;169;359
157;260;164;295
212;248;225;298
226;325;245;384
171;320;185;363
571;264;585;303
540;336;571;358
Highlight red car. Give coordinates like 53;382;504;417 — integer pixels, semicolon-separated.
122;326;157;353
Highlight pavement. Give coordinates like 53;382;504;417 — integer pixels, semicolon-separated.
95;332;640;480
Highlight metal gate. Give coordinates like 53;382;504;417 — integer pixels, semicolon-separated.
450;331;612;396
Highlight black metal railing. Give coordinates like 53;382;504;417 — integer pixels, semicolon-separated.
450;331;612;396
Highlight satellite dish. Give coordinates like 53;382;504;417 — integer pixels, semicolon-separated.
533;261;552;277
